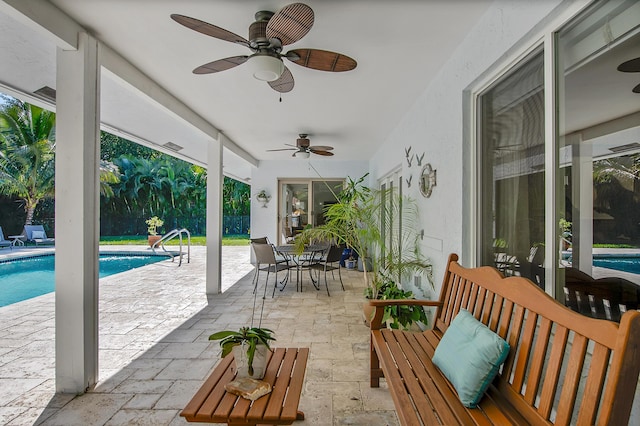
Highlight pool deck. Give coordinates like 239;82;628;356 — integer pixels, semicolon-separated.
0;245;397;425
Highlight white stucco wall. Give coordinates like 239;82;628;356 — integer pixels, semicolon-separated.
250;159;369;244
369;0;565;294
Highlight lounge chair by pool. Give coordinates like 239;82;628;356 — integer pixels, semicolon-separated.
22;225;55;246
0;227;12;249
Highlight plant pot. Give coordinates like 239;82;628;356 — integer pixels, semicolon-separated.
232;344;269;379
362;301;376;327
358;256;373;272
148;235;161;247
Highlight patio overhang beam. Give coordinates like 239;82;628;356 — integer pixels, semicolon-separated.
0;0;79;50
0;0;259;169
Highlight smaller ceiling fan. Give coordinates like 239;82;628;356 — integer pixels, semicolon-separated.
268;134;334;158
617;57;640;93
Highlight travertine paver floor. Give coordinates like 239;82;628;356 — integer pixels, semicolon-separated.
0;245;398;425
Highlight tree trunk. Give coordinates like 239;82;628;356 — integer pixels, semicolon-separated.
24;201;37;226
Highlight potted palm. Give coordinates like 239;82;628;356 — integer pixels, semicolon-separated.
145;216;164;247
294;173;433;329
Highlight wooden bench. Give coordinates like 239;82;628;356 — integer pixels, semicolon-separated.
181;347;308;425
370;253;640;425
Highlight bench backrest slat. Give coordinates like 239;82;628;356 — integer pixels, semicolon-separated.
433;254;640;425
554;333;587;425
538;325;568;419
524;317;552;405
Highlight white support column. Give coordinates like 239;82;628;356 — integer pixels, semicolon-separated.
54;32;101;393
206;138;223;294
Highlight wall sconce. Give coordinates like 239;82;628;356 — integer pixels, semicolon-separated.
256;190;271;208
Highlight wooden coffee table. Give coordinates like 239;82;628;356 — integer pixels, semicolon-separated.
181;347;309;425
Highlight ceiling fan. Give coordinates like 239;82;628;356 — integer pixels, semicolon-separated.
170;2;357;93
617;57;640;93
267;134;334;158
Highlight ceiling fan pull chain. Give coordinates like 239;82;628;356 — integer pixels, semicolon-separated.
279;94;282;102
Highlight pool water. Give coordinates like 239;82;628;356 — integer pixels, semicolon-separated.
0;254;167;307
593;255;640;275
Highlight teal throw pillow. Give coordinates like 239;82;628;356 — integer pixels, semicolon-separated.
432;309;510;408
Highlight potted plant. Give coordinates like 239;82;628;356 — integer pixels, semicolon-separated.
145;216;164;247
373;272;429;330
294;173;434;328
208;254;276;381
256;190;271;208
209;327;275;379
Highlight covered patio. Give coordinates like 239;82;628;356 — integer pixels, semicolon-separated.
0;246;393;425
1;0;639;424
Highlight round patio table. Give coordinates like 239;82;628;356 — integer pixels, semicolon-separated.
275;245;327;291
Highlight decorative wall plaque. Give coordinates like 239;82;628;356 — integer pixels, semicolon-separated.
419;163;437;198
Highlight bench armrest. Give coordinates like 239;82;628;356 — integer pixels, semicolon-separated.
369;299;442;330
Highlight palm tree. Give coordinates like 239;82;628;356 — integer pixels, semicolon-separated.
0;97;55;225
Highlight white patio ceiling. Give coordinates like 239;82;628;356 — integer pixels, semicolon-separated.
0;0;493;182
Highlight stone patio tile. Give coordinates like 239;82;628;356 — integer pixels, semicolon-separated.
297;393;332;426
310;342;355;360
360;382;396;411
13;340;55;359
11;407;58;426
0;406;27;425
40;393;132;426
94;370;134;394
154;380;203;410
122;393;162;410
154;359;214;381
333;409;399;426
332;359;369;382
104;408;179;426
100;349;144;370
0;357;54;379
310;357;335;384
4;390;74;409
153;342;210;359
112;379;174;394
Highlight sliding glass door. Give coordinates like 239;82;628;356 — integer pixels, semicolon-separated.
278;179;343;245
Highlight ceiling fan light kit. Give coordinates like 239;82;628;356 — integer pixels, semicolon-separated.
294;151;310;159
248;54;284;81
171;2;356;93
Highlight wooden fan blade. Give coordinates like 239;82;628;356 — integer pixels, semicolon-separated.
311;150;334;156
171;14;249;47
617;57;640;72
268;66;295;93
633;83;640;94
286;49;357;72
309;145;333;151
266;3;314;46
193;56;248;74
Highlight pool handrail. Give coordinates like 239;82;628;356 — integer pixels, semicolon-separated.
152;228;191;266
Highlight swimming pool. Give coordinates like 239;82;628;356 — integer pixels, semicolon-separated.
593;254;640;275
0;254;168;307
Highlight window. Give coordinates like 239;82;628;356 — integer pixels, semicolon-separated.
556;1;640;320
477;50;546;288
475;0;640;320
379;171;403;282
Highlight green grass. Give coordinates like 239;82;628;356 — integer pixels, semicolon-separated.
593;243;637;249
99;235;249;246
